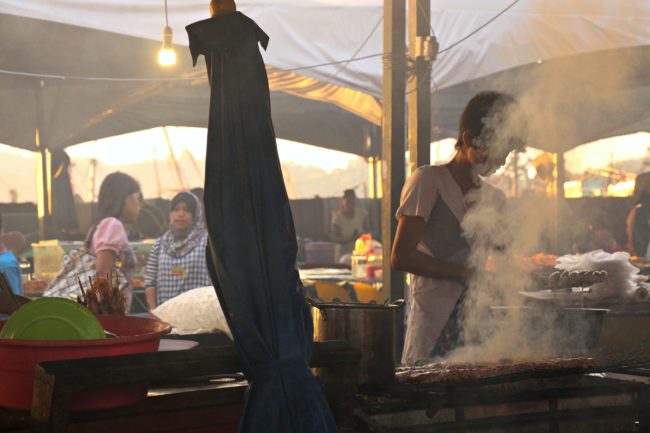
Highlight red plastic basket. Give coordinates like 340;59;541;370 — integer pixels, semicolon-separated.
0;315;171;411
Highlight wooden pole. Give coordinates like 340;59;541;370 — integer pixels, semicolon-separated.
407;0;431;175
210;0;236;16
162;127;186;191
381;0;406;303
382;0;407;362
512;150;520;196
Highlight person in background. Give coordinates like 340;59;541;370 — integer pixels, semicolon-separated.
627;172;650;259
87;172;142;311
189;187;206;226
144;192;211;310
0;213;22;295
190;187;205;203
391;91;527;365
331;189;369;255
51;149;80;239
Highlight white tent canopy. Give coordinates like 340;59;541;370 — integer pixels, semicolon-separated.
1;1;650;153
4;1;649;94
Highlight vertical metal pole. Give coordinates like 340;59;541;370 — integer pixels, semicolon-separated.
88;158;97;203
551;151;566;253
512;151;520;197
382;0;406;302
556;152;565;199
407;0;431;175
382;0;407;360
554;151;565;253
35;80;51;240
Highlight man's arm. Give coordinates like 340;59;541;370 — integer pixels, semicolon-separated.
391;215;469;280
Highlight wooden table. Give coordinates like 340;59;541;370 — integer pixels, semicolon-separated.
0;341;360;433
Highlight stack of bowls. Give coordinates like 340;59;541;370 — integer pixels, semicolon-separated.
0;297;105;341
0;298;171;410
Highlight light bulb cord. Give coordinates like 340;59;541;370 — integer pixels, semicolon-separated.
164;0;169;27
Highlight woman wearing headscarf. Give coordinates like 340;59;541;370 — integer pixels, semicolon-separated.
144;192;211;309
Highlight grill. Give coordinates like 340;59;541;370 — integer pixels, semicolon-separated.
353;366;650;433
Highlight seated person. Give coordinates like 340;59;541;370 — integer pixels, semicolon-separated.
331;189;369;255
145;192;211;309
45;172;142;312
0;213;22;294
627;172;650;258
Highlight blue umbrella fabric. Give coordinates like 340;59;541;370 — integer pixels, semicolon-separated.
186;12;338;433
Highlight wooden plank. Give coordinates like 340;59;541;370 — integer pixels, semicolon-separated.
30;371;72;433
27;341;360;433
32;346;239;391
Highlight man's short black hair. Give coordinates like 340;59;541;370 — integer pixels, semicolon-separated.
343;189;356;199
456;91;526;150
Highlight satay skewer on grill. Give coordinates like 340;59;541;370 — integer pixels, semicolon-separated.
546;270;608;289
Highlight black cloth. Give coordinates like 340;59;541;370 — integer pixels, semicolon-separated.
186;12;337;433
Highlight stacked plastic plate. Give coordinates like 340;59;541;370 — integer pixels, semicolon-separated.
0;297;105;341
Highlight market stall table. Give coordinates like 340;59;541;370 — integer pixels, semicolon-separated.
0;341;361;433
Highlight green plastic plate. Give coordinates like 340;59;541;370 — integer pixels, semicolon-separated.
0;297;105;341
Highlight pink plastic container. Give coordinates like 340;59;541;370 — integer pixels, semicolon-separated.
0;315;171;411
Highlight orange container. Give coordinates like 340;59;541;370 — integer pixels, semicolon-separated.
0;315;170;411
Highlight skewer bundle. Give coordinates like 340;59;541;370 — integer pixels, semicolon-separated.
77;274;126;316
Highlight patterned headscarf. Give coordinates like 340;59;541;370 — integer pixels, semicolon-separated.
162;192;206;258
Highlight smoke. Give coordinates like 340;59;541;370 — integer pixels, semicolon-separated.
445;183;561;363
442;38;644;363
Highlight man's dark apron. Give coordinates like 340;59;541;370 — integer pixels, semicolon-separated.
420;195;470;359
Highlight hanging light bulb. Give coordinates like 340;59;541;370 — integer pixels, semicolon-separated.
158;0;176;66
158;26;176;66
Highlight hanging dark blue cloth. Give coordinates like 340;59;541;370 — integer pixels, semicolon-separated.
186;12;338;433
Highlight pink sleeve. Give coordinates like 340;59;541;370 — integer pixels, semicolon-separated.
90;217;128;254
396;166;438;220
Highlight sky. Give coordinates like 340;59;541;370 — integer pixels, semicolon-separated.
1;129;650;203
65;127;359;171
0;127;364;203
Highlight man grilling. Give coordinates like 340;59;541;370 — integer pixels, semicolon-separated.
391;91;527;365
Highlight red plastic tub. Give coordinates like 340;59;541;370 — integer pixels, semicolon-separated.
0;315;171;411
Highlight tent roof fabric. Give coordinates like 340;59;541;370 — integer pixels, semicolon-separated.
4;1;649;93
1;1;650;154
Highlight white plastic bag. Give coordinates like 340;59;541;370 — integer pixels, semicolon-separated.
555;249;645;300
153;286;232;338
